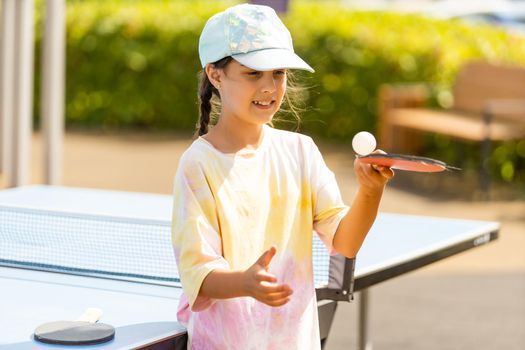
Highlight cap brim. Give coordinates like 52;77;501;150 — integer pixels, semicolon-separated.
232;48;314;73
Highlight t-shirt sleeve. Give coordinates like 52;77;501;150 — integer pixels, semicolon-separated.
308;138;349;254
171;156;229;312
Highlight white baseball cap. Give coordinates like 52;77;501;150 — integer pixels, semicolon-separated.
198;4;314;72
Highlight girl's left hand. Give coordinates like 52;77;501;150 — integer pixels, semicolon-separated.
354;150;395;196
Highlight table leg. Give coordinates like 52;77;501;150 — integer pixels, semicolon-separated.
358;289;373;350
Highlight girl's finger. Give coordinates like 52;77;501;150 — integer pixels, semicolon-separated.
265;297;290;307
267;286;294;297
371;149;387;155
380;167;395;179
255;245;277;269
370;164;394;180
263;290;293;305
265;290;293;302
256;272;278;283
259;282;292;294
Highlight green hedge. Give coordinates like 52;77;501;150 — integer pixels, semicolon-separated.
36;0;239;130
33;0;525;184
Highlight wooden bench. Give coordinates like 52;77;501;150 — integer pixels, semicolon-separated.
378;61;525;197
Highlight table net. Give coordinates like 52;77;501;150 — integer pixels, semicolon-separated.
0;205;332;288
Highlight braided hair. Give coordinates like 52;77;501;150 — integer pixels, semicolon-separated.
196;57;232;136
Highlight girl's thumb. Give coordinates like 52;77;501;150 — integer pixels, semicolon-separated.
256;245;277;268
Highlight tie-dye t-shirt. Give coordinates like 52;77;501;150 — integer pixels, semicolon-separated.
171;125;349;349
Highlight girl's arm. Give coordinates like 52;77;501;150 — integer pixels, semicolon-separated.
333;156;394;258
198;246;293;307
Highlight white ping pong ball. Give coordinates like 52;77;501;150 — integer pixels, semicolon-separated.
352;131;376;156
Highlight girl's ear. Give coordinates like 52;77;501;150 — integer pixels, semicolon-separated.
205;64;222;90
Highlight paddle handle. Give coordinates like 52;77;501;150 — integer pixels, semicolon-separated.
76;308;103;323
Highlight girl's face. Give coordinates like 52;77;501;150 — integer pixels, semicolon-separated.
210;59;287;127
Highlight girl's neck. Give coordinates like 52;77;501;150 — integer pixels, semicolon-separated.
202;118;266;154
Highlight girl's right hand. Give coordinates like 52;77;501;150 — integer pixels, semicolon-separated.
242;246;293;307
354;149;394;196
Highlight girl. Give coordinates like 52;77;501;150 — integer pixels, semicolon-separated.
171;4;393;349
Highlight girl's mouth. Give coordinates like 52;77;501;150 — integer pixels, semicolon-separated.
252;100;275;109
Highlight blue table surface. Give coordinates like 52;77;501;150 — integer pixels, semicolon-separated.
0;186;499;349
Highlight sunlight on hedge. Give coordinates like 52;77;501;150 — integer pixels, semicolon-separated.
31;0;525;184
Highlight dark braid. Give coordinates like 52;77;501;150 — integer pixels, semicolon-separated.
197;76;214;136
196;57;233;137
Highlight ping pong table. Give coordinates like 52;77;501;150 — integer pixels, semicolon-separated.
0;185;499;350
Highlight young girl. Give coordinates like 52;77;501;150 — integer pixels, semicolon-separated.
171;4;393;349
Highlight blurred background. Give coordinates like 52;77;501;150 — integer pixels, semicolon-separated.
1;0;524;349
3;0;525;196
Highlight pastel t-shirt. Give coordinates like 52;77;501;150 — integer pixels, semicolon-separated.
171;125;349;349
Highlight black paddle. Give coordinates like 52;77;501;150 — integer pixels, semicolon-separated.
34;308;115;345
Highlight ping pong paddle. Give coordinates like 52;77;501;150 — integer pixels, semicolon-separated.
34;308;115;345
358;153;461;173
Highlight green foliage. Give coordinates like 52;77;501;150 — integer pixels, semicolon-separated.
285;3;525;133
36;0;240;130
32;0;525;183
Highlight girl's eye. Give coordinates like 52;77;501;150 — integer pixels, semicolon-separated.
245;70;285;77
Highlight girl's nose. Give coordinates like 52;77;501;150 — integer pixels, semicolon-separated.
261;74;277;94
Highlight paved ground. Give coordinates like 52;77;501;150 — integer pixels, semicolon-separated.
7;131;525;349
